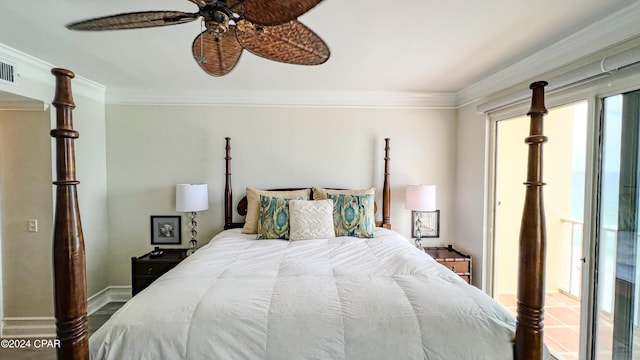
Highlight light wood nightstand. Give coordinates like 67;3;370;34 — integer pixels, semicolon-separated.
423;245;472;284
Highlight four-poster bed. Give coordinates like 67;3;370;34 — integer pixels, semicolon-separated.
50;68;548;359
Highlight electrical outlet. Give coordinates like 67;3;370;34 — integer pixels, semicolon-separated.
28;219;38;232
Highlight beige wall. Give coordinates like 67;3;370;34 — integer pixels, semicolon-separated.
0;110;54;317
0;94;108;326
105;104;457;285
0;66;108;335
453;101;487;287
72;94;109;297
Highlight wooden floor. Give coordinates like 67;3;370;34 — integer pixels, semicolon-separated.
0;302;124;360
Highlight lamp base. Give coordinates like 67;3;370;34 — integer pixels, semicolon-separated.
414;237;423;249
185;211;199;256
187;238;197;256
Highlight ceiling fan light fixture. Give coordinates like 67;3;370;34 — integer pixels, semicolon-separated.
206;10;230;33
66;0;330;76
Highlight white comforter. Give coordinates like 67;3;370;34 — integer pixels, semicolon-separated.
90;228;516;359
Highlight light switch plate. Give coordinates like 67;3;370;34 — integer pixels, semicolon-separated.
28;219;38;232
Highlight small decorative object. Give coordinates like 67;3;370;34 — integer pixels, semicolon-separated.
149;247;164;258
411;210;440;239
150;216;181;245
405;185;437;248
176;183;209;256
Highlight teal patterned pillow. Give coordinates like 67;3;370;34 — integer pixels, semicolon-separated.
328;193;375;238
256;195;304;240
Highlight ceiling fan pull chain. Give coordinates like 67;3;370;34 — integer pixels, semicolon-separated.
196;19;207;64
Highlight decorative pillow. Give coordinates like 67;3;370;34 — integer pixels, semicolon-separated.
312;187;375;200
329;193;375;238
242;187;311;234
289;199;336;241
257;196;304;240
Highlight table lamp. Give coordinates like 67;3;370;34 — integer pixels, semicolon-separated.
176;183;209;256
405;184;436;248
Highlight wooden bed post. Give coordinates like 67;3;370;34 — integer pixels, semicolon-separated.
515;81;548;360
50;68;89;360
224;137;232;229
382;138;391;229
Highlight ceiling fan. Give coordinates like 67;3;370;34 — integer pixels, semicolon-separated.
66;0;330;76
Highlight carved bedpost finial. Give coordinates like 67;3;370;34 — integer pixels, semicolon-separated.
515;81;548;360
52;68;76;109
527;81;548;117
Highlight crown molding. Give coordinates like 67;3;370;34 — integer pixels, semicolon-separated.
108;0;640;111
4;2;640;110
106;88;459;109
456;1;640;107
0;100;47;111
0;43;106;104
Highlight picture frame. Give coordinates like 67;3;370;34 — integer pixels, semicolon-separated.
150;215;181;245
411;210;440;238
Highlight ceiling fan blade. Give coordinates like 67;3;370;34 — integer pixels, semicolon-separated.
186;0;207;7
236;20;329;65
192;28;243;76
67;11;200;31
234;0;325;26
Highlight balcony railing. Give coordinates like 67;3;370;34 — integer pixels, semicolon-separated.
560;218;618;313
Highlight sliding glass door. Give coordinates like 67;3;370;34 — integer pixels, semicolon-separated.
493;100;588;359
595;89;640;359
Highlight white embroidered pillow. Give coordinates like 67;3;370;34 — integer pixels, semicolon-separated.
288;199;335;241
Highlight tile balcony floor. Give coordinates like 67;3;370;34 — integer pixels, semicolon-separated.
498;291;629;360
500;292;583;360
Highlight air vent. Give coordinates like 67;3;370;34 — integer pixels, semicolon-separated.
0;61;15;83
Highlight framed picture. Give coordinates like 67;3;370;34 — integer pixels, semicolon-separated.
150;215;181;245
411;210;440;238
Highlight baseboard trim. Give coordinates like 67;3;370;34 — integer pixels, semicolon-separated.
87;286;131;315
2;286;131;338
2;317;56;338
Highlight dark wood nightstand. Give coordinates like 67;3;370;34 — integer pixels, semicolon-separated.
131;248;188;296
424;245;472;284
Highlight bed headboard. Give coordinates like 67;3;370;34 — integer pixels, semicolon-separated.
223;137;392;230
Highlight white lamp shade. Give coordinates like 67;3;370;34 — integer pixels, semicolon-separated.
176;184;209;212
405;185;436;211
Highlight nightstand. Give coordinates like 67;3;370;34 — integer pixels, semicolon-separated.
424;245;472;284
131;248;188;296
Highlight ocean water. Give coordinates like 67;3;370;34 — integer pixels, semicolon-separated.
570;171;619;229
570;171;619;309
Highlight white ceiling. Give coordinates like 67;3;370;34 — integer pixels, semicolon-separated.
0;0;639;106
